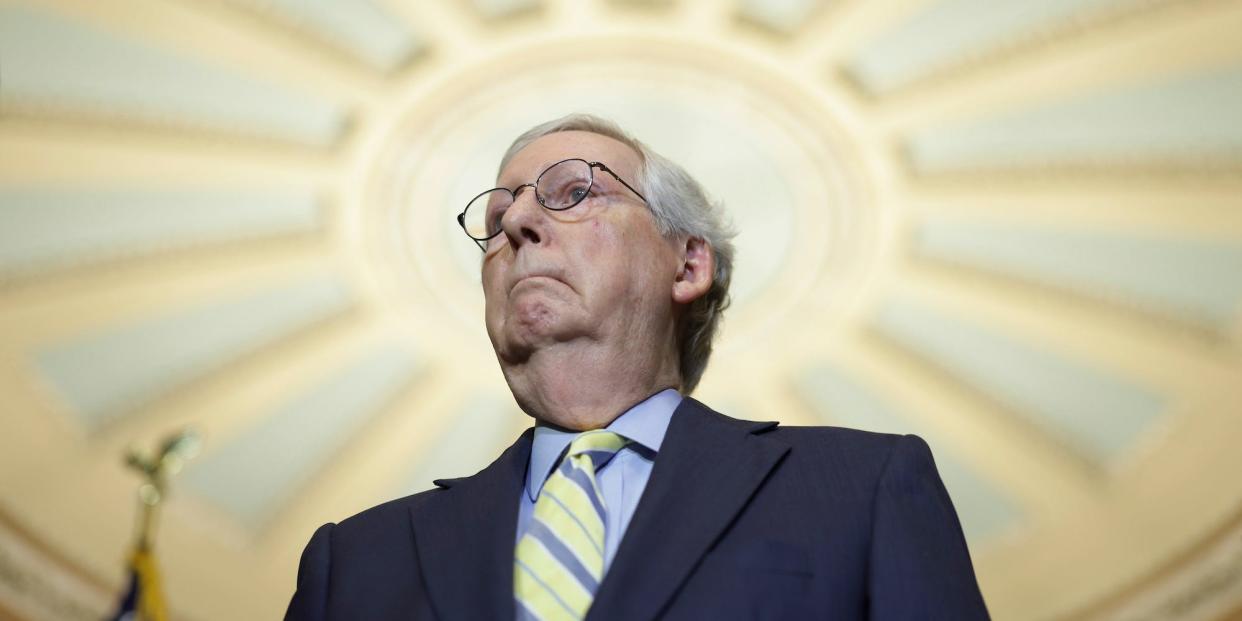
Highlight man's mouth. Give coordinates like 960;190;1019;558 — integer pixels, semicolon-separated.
510;273;564;294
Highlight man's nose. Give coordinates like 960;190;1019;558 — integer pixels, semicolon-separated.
499;184;544;248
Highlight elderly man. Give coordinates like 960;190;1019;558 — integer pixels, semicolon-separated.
286;115;990;620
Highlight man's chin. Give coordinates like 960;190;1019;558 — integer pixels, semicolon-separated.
508;294;566;334
502;327;561;356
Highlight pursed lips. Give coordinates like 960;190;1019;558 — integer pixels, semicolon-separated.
509;271;568;294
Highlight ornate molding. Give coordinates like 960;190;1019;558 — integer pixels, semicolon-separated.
1080;508;1242;620
0;510;111;621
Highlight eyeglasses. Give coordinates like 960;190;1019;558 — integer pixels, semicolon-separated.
457;158;647;251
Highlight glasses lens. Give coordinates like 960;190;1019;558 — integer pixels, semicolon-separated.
463;189;512;240
537;160;592;211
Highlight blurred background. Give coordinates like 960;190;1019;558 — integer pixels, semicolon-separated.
1;0;1241;619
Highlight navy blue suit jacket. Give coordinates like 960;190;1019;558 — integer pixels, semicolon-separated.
286;398;990;620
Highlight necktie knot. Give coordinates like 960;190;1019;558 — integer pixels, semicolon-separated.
566;430;630;472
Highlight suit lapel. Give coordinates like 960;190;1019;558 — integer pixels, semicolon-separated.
588;398;789;621
409;428;532;620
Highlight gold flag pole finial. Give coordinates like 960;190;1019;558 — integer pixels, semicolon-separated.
123;428;201;552
111;428;201;621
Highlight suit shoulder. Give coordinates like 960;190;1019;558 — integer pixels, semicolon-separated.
764;425;933;477
692;398;896;443
768;424;904;452
690;400;935;483
330;487;445;540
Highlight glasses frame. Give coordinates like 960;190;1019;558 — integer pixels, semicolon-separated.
457;158;648;251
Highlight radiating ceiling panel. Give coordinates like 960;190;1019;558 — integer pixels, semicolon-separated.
180;345;419;529
737;0;826;34
33;276;352;428
397;394;523;497
229;0;423;72
470;0;540;20
797;361;1021;542
845;0;1151;94
0;6;346;145
917;220;1242;329
873;298;1166;465
0;189;321;275
906;66;1242;172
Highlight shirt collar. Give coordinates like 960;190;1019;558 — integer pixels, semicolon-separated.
525;388;682;502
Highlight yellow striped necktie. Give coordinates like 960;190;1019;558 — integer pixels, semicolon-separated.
515;430;630;621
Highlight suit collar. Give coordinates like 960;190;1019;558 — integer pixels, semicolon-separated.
588;397;787;621
408;427;532;621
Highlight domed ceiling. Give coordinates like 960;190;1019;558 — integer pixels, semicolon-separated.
1;0;1241;619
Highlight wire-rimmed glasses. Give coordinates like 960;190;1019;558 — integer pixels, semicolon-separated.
457;158;647;251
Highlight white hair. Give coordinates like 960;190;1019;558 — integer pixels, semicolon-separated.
499;114;736;394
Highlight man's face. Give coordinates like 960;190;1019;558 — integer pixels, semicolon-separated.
481;131;681;365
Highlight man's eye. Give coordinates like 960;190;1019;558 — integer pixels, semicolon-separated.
569;185;589;203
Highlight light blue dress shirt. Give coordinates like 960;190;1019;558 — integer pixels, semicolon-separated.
516;388;681;575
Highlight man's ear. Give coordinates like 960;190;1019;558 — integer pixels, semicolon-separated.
672;236;714;304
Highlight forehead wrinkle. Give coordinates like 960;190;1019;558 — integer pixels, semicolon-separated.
497;157;562;190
